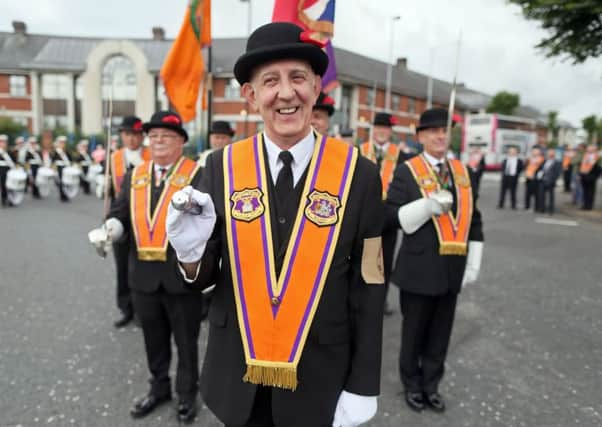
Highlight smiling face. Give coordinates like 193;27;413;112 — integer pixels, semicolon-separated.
418;126;448;159
147;128;184;166
373;125;392;145
242;59;321;149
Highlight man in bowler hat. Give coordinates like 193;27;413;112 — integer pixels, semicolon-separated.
198;121;235;167
311;91;335;135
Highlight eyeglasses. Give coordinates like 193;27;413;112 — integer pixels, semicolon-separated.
148;133;180;141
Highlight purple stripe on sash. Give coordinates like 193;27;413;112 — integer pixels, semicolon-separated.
276;135;327;315
288;143;354;362
229;146;255;358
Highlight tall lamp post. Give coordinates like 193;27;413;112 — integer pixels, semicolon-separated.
385;15;401;112
240;0;252;137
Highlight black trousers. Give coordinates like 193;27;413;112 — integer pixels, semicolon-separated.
498;175;518;208
563;167;572;192
132;289;204;401
538;184;556;214
56;167;69;202
112;240;132;316
0;168;8;206
80;177;91;194
30;166;40;198
524;179;541;211
582;181;597;210
399;290;457;394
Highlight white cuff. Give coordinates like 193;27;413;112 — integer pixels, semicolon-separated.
105;217;124;241
178;261;202;283
175;241;207;264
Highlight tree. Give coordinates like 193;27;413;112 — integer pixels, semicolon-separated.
486;91;520;115
547;110;559;147
0;117;26;143
509;0;602;63
582;115;598;144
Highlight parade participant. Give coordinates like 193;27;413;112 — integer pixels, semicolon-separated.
311;91;335;135
73;140;93;195
497;146;523;209
0;134;17;207
91;143;106;165
88;111;204;423
51;136;72;202
571;143;585;206
467;146;486;193
24;137;43;199
524;145;544;211
579;143;601;210
338;128;354;145
360;112;403;316
108;116;151;328
538;148;562;214
386;107;484;413
167;22;385;427
198;121;235;167
15;136;27;165
561;145;574;193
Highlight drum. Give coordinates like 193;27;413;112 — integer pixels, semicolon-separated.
95;174;106;199
36;166;56;198
6;168;27;206
86;164;103;183
62;166;81;199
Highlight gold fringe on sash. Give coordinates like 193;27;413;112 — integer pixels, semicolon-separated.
243;365;298;391
439;242;467;256
137;250;167;262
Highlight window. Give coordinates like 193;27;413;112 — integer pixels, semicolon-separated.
102;55;137;101
11;117;28;126
10;75;27;96
391;94;400;111
42;74;70;99
43;115;69;130
366;87;375;105
224;78;240;100
407;97;416;114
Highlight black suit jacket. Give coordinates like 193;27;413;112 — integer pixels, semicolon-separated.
108;159;203;295
542;159;562;187
501;157;523;178
386;161;484;296
187;144;386;426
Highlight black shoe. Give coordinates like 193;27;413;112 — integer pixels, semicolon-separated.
114;312;134;328
130;393;171;419
424;392;446;413
177;399;197;424
404;391;424;412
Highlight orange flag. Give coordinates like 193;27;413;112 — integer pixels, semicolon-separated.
161;0;211;122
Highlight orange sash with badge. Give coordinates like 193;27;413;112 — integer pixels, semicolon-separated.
406;155;473;256
224;133;357;391
562;152;573;170
112;147;151;195
525;155;544;179
130;157;200;261
360;142;399;198
580;153;599;174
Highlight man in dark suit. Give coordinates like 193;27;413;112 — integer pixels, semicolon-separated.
538;148;562;214
51;136;72;202
579;143;601;210
88;111;204;423
524;145;545;211
166;22;386;427
467;146;486;194
386;108;484;414
497;146;523;209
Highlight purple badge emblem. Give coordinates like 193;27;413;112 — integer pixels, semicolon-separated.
305;190;340;227
231;188;265;222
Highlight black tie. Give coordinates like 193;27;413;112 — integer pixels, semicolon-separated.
276;151;294;202
375;146;384;168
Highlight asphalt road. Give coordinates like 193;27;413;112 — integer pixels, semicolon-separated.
1;176;601;427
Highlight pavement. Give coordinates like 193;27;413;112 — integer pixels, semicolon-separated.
1;177;601;427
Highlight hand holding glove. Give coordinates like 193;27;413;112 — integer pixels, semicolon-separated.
332;391;377;427
87;217;124;258
166;186;216;263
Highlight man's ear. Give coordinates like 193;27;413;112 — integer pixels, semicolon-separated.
242;83;258;112
312;75;322;102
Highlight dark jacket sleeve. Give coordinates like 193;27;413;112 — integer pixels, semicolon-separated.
385;162;412;222
467;169;484;242
106;169;132;238
344;161;386;396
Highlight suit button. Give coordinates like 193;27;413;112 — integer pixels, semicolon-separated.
278;217;286;224
271;297;280;306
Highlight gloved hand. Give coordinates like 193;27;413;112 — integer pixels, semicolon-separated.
166;185;216;263
429;189;453;214
332;391;377;427
398;190;453;234
87;217;124;257
462;241;484;286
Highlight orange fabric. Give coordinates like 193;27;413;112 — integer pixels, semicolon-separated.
160;0;211;122
130;157;200;261
360;141;399;197
562;152;573;170
525;155;544;179
580;152;600;174
111;147;150;195
224;134;357;390
406;155;473;255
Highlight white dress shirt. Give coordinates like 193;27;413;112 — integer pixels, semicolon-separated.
505;156;518;176
124;148;143;168
263;130;315;187
153;163;172;186
422;151;446;169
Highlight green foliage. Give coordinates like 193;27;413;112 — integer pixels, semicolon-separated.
0;117;26;143
547;110;559;146
582;115;599;143
509;0;602;63
486;91;520;115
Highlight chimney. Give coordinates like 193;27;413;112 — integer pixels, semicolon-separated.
396;57;407;68
152;27;165;41
12;21;27;35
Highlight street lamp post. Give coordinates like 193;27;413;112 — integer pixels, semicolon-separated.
240;0;253;137
385;15;401;112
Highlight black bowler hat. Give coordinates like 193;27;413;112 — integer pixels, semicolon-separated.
340;128;354;138
210;121;235;136
313;92;335;116
142;111;188;141
373;112;397;127
118;116;143;132
416;108;451;132
234;22;329;84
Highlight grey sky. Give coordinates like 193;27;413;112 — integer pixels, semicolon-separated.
2;0;600;126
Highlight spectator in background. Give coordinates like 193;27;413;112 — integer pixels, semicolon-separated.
538;147;562;214
498;146;523;209
579;144;601;210
467;146;486;193
561;145;574;193
524;145;545;211
572;143;585;206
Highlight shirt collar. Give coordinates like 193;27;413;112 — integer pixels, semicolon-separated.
154;163;173;172
263;129;315;166
423;150;445;166
373;142;390;152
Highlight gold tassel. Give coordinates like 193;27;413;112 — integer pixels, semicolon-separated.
243;365;298;391
137;250;167;261
439;243;467;256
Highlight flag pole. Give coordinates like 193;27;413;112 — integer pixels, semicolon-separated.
205;45;213;151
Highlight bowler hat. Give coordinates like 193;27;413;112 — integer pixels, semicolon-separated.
373;112;396;127
234;22;329;85
313;92;335;116
143;111;188;141
119;116;143;132
416;108;451;132
210;121;235;136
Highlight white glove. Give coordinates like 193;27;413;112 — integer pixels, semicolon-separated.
462;241;484;286
398;191;452;235
166;185;216;263
87;218;124;257
332;391;377;427
429;189;453;213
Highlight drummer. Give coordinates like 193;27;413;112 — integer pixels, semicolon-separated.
51;136;73;202
0;134;18;207
74;139;93;195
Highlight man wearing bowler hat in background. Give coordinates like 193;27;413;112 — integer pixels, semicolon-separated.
88;111;205;423
166;22;386;427
386;107;484;413
311;91;336;135
198;121;235;167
